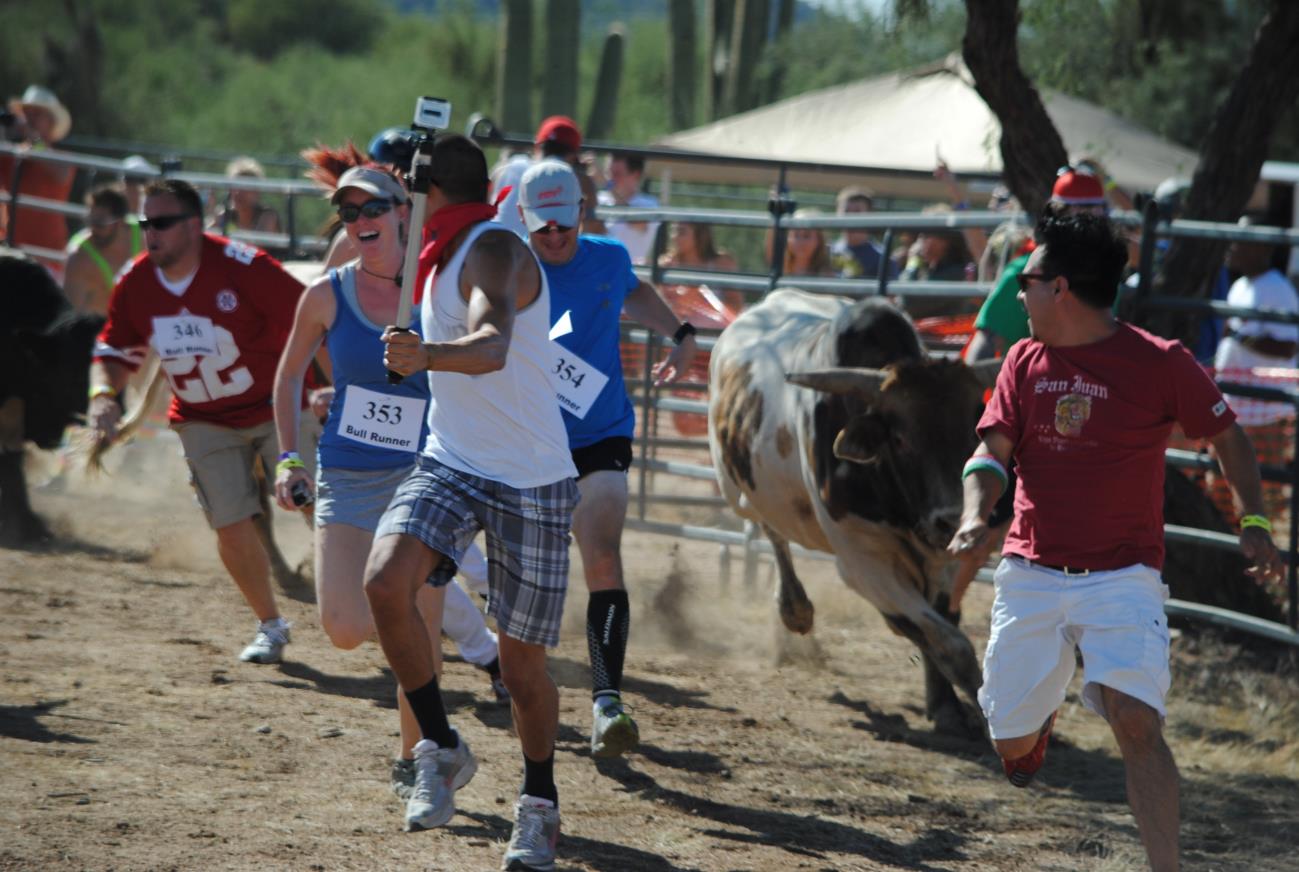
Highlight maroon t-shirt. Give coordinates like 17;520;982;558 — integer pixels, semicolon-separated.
979;323;1235;571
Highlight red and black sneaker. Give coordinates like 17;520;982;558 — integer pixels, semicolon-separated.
1002;711;1057;788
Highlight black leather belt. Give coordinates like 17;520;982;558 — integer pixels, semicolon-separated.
1032;561;1091;576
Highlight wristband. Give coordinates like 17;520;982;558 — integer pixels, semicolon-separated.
672;322;697;345
1240;514;1272;534
278;450;301;462
276;456;306;477
88;384;118;400
962;455;1008;489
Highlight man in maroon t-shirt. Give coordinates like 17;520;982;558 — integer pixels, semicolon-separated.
948;209;1282;871
87;178;306;666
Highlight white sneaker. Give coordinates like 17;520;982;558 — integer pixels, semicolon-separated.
239;619;290;664
590;695;639;759
502;795;559;871
405;730;477;831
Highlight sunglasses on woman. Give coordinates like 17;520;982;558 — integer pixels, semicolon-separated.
338;199;395;223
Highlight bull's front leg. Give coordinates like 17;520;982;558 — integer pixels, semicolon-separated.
0;449;49;546
763;524;814;634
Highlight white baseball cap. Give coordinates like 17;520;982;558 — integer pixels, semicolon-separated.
518;159;581;233
331;165;408;204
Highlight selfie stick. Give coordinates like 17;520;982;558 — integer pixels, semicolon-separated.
388;96;450;384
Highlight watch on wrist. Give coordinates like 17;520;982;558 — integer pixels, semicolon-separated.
672;322;697;345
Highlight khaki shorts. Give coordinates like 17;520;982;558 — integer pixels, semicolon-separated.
174;418;320;530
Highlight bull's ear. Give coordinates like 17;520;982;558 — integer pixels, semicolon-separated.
832;414;888;463
786;368;888;398
966;358;1002;390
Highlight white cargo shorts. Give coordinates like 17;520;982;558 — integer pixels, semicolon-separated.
979;556;1171;740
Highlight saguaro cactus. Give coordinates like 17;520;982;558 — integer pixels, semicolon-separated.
723;0;769;115
496;0;533;134
543;0;580;119
705;0;735;121
667;0;697;130
585;25;625;141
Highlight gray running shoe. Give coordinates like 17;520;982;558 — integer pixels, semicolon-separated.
405;731;477;832
489;673;511;704
590;695;639;759
502;796;559;871
239;620;290;664
390;757;414;801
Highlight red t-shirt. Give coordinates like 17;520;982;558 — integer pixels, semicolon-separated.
94;234;304;428
979;323;1235;571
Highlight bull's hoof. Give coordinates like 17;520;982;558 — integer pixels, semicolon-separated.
930;699;985;739
779;599;815;635
0;511;53;549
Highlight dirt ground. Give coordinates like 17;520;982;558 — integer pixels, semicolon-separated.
3;435;1299;872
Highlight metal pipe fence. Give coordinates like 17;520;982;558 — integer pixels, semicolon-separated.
4;141;1298;644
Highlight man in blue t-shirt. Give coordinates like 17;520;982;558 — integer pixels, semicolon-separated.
519;159;698;759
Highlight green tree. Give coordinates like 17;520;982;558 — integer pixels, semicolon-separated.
226;0;384;60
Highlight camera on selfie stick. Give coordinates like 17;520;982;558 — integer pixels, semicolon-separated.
387;95;452;385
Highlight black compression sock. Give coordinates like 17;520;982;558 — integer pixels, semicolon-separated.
587;589;630;700
521;751;558;804
404;678;457;748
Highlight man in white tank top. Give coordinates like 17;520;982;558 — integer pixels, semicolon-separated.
366;134;575;869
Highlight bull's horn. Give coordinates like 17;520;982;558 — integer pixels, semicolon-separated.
966;358;1002;389
785;368;889;397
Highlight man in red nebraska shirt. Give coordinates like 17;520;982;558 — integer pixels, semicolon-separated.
88;179;306;665
948;208;1283;872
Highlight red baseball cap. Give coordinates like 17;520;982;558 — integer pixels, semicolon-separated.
535;115;581;152
1051;167;1106;206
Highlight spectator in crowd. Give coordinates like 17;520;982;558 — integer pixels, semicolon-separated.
367;134;577;869
597;153;660;265
522;159;698;764
63;183;143;316
829;185;897;280
120;155;158;213
1214;216;1299;424
493;115;602;239
900;204;976;319
0;85;75;271
88;178;307;665
211;156;281;235
779;208;835;277
951;207;1282;872
658;221;742;314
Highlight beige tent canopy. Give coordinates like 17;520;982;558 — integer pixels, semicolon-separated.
652;54;1199;202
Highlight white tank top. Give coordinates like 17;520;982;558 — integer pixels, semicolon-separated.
420;221;576;487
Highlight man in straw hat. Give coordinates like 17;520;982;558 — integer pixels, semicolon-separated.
0;85;76;269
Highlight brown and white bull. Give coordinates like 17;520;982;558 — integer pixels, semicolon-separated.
708;290;999;733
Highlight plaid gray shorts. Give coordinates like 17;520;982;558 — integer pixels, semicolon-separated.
375;456;578;648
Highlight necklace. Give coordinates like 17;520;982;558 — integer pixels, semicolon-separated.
360;264;401;284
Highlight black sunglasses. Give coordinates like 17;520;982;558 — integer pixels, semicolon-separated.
1017;272;1058;293
338;199;395;223
534;223;575;235
138;213;195;231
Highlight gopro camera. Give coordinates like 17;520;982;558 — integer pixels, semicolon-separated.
413;96;451;133
290;480;314;508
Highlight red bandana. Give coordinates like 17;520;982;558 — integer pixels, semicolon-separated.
413;201;498;304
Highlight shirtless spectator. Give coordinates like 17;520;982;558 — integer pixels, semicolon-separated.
211;156;282;235
597;154;660;265
63;184;143;315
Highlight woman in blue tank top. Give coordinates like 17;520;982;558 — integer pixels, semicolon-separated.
271;166;504;799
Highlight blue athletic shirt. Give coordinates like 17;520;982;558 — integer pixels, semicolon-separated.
317;265;430;469
542;235;640;449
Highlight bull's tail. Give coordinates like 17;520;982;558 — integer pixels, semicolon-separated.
84;357;166;473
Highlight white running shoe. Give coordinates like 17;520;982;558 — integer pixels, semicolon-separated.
239;619;290;664
590;695;639;759
405;731;477;832
502;795;559;871
390;757;415;801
